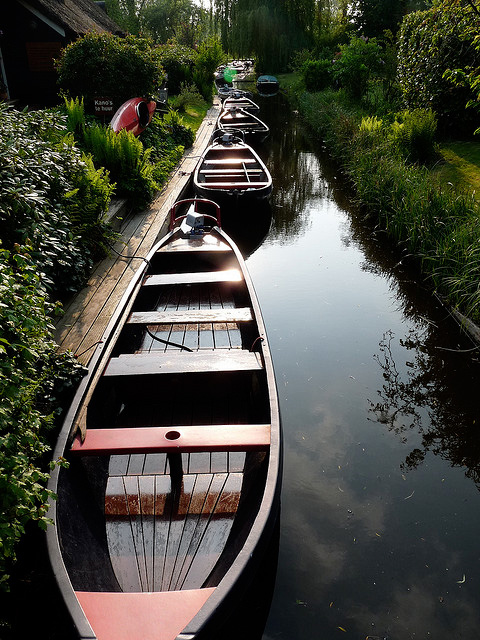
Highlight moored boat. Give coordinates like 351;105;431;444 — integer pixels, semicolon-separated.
193;132;272;204
46;198;281;640
216;106;269;142
223;92;260;113
256;75;279;97
110;97;156;136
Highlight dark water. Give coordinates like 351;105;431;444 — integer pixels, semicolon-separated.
234;92;480;640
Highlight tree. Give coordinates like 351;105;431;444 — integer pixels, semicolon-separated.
213;0;316;72
349;0;408;36
141;0;203;44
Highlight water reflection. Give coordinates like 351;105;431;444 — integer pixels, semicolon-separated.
251;90;480;640
370;326;480;484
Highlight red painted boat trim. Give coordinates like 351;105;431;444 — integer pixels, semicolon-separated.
76;588;215;640
70;424;271;456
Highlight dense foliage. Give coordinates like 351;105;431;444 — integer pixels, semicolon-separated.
0;245;85;588
397;0;480;132
63;97;192;209
156;41;198;94
0;104;115;298
55;32;166;113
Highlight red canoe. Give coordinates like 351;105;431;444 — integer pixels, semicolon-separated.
110;97;156;136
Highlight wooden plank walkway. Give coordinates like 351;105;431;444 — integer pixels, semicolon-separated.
55;100;221;366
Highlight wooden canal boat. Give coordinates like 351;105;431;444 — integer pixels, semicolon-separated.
46;198;282;640
110;97;156;136
223;92;260;113
193;133;272;205
216;106;269;142
256;75;279;97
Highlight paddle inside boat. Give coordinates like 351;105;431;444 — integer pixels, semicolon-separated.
46;198;281;640
193;132;272;205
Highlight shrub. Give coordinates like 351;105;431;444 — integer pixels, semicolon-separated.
193;37;226;101
0;104;115;297
83;125;157;209
397;2;480;132
169;83;207;113
156;42;198;95
389;108;437;164
331;34;383;99
302;59;334;92
0;245;85;588
56;32;166;113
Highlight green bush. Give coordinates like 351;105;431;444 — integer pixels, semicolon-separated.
157;42;198;95
302;59;333;92
0;104;115;297
397;2;480;132
193;37;226;101
56;32;166;113
331;34;383;99
169;82;207;114
83;125;157;209
390;108;437;164
0;245;85;588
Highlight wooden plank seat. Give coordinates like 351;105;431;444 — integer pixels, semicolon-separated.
199;169;263;174
203;158;257;164
201;181;269;188
142;269;243;287
104;349;262;377
70;424;271;456
128;308;253;325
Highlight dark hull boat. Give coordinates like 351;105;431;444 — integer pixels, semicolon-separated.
216;107;269;142
193;133;272;205
256;76;279;97
110;97;156;136
223;92;260;113
46;198;281;640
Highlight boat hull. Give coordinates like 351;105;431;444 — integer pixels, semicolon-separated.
193;137;272;207
110;97;156;136
47;199;281;640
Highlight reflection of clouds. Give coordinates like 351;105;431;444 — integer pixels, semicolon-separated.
352;579;480;638
281;402;388;590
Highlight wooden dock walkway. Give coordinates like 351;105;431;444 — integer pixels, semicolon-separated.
55;100;221;366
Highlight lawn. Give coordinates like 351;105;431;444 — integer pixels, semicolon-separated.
435;140;480;199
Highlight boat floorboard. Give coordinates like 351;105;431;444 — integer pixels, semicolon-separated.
105;462;245;592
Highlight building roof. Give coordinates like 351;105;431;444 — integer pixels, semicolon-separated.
22;0;124;37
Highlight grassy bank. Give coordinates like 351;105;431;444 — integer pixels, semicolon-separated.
282;80;480;326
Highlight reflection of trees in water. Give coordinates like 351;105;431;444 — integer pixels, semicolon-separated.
369;328;480;486
261;95;332;241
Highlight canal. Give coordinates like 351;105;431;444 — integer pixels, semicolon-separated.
232;91;480;640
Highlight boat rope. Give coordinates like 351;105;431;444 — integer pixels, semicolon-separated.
250;336;264;351
74;340;104;358
107;243;151;266
145;327;193;352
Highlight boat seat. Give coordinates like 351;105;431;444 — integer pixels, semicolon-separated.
201;181;270;188
142;269;243;286
199;169;263;174
203;158;257;164
70;424;271;456
128;307;253;325
103;349;263;377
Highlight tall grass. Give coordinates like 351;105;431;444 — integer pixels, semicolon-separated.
295;89;480;323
